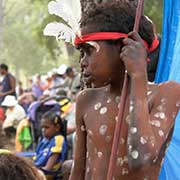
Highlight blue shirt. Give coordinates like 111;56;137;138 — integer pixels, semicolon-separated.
34;135;67;168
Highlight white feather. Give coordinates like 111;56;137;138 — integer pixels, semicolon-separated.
48;0;81;33
43;22;75;43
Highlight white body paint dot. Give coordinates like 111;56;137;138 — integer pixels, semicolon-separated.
159;130;164;137
100;107;108;114
130;127;137;134
149;120;161;127
115;96;120;103
131;150;139;159
99;125;108;135
97;152;103;158
81;125;86;131
122;168;129;175
129;105;134;113
107;98;111;104
94;103;101;110
120;138;125;145
176;101;180;107
140;137;147;144
159;112;166;119
117;157;124;166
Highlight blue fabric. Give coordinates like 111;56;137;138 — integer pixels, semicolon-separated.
155;1;180;179
155;1;180;83
34;135;67;167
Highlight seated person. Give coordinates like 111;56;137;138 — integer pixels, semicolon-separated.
34;111;67;175
1;95;26;137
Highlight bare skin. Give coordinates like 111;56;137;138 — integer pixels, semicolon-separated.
69;28;180;180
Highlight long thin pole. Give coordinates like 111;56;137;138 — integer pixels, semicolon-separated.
106;1;145;179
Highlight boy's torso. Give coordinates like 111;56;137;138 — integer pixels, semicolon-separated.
80;82;179;180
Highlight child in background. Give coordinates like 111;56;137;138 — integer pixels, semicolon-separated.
34;111;67;174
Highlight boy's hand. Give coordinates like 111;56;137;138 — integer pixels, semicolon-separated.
120;31;147;78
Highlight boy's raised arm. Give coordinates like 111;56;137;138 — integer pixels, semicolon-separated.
69;93;87;180
121;31;180;169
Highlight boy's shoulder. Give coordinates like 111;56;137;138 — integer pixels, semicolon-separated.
148;80;180;105
77;86;108;103
150;80;180;94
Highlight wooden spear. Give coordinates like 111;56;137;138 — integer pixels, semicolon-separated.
107;0;145;179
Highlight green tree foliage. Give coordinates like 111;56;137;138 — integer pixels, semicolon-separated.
1;0;71;78
144;0;163;33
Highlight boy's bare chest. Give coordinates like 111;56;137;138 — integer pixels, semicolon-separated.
83;95;130;147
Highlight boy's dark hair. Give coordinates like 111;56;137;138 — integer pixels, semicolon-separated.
42;111;66;137
0;63;8;71
0;154;42;180
80;2;154;47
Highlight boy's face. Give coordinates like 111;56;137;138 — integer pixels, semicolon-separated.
41;119;60;139
78;25;124;87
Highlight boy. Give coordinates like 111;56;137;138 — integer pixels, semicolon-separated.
70;3;180;180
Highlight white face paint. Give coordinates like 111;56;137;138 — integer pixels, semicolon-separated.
100;107;108;114
94;102;102;110
99;125;108;135
86;41;100;52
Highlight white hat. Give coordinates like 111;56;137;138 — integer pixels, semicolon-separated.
2;95;18;107
57;64;67;75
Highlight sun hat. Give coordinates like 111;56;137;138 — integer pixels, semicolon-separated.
1;95;18;107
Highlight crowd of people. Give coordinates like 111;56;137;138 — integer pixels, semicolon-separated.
0;63;80;179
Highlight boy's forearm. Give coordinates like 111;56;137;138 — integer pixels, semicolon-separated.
127;74;155;168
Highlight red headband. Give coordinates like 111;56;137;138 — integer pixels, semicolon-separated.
74;32;159;52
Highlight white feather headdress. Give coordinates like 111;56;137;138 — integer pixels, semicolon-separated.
43;0;81;44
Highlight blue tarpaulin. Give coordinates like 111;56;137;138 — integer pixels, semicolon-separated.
155;0;180;180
